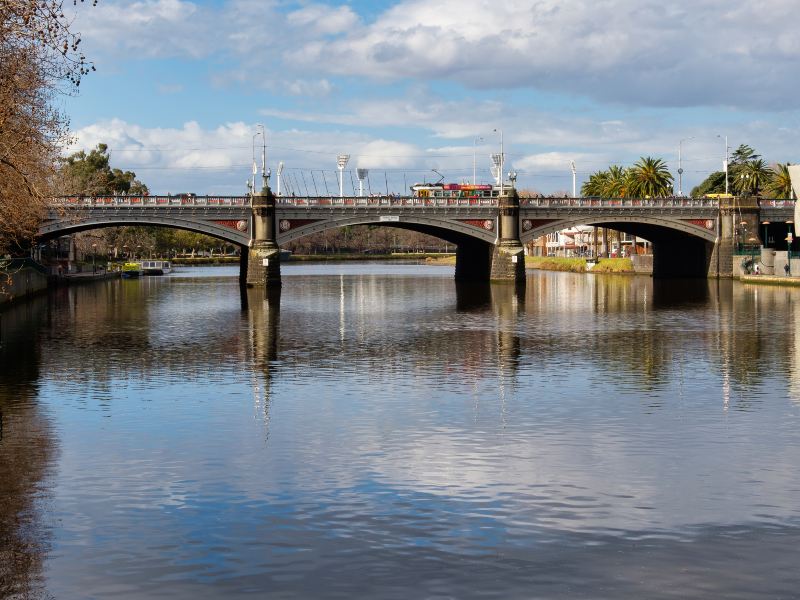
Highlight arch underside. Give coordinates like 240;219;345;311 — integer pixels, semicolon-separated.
521;216;717;245
38;217;251;246
277;215;497;246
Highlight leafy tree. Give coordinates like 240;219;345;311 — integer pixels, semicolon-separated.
627;157;673;197
60;144;148;196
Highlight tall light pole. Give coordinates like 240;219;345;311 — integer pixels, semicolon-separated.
717;134;729;196
493;129;504;195
473;136;483;184
678;137;694;196
570;160;577;198
357;168;368;197
337;154;350;198
251;129;263;193
257;123;267;189
276;161;284;196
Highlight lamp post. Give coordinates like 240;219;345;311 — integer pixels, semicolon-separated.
717;134;729;195
473;137;483;184
788;221;794;277
276;161;284;196
739;173;750;197
678;137;694;196
337;154;350;198
570;160;577;198
251;130;263;193
91;243;97;273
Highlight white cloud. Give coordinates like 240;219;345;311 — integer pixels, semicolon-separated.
286;4;359;35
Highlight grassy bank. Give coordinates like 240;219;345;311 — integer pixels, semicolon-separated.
525;256;635;273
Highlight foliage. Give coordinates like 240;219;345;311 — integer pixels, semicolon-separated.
627;157;673;197
581;157;672;198
525;257;587;272
767;163;794;199
0;0;96;256
60;144;148;196
592;258;635;273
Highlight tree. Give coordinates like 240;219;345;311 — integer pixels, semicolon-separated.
767;163;794;199
582;170;610;196
627;156;673;197
60;144;148;196
0;1;96;256
733;158;771;196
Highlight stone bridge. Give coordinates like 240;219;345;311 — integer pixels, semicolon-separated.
41;190;796;287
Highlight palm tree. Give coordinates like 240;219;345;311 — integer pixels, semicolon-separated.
602;165;630;198
734;158;771;196
581;170;609;196
627;157;673;197
766;163;794;198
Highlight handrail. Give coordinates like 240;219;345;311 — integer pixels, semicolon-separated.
51;195;250;207
49;195;796;210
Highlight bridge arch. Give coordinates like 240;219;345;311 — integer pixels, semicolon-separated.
520;215;717;245
37;215;252;247
276;215;497;246
521;215;719;278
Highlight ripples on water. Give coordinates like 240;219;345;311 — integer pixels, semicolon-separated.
1;263;800;599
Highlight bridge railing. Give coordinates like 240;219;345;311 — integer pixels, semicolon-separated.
52;195;250;207
275;196;499;208
520;197;721;208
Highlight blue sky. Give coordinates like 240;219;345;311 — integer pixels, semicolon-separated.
64;0;800;195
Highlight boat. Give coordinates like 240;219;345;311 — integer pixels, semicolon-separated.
141;260;173;275
121;262;143;278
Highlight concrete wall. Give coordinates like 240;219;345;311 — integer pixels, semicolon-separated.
1;265;48;305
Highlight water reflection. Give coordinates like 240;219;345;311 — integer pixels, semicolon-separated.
1;266;800;598
0;297;55;600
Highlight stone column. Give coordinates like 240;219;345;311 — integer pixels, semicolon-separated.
490;188;526;284
246;188;282;287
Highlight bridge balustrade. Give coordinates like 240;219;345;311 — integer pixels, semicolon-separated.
275;196;498;208
519;197;722;208
53;196;250;207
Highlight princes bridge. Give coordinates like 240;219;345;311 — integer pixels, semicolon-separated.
40;189;796;287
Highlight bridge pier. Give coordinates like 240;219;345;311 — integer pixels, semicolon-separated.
246;188;282;288
490;188;526;284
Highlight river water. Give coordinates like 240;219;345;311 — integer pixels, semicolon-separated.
1;264;799;599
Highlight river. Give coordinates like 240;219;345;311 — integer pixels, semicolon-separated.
1;263;799;599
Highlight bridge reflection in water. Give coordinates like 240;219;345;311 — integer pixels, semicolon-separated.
1;268;800;597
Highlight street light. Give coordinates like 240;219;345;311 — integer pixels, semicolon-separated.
739;173;750;197
473;136;483;184
570;160;577;198
678;137;694;196
276;161;284;196
337;154;350;198
91;243;97;274
717;134;729;196
251;129;263;193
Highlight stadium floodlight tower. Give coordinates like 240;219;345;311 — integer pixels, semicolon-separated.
276;161;284;196
357;168;369;197
337;154;350;198
491;153;502;186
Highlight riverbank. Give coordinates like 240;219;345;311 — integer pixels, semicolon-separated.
739;274;800;287
426;255;638;273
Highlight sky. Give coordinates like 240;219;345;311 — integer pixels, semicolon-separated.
63;0;800;195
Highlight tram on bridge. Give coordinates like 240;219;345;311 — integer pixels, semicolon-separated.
410;183;501;199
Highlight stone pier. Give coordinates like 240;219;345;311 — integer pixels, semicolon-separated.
246;187;282;287
490;188;526;284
